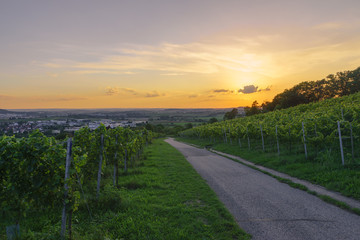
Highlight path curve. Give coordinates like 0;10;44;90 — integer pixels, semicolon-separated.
165;138;360;240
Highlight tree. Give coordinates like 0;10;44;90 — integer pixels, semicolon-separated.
144;123;154;131
208;117;218;124
259;66;360;112
244;101;261;116
223;108;238;120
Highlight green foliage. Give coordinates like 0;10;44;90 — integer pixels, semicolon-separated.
89;184;123;212
178;137;360;201
244;101;261;116
260;66;360;112
184;122;193;129
0;126;153;236
144;123;187;136
179;92;360;201
1;139;250;239
181;92;360;166
223;108;238;120
0;130;65;224
208;117;218;123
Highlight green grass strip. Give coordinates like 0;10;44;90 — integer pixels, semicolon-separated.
90;138;250;240
2;138;250;239
176;137;360;217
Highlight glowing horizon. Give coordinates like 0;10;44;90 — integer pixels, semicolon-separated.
1;1;360;109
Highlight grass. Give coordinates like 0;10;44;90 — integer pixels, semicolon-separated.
176;137;360;201
1;138;250;239
176;137;360;216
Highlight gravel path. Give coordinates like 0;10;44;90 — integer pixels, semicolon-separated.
165;138;360;240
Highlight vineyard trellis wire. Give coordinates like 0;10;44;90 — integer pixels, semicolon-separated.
180;92;360;166
0;124;153;239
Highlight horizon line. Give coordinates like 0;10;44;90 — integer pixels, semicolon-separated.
5;107;245;111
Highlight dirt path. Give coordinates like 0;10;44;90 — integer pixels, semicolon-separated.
165;138;360;240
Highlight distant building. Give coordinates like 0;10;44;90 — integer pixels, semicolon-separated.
88;122;100;130
64;127;81;133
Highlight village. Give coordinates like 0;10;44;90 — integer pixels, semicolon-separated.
0;118;144;136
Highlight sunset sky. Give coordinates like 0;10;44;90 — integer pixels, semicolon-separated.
1;0;360;109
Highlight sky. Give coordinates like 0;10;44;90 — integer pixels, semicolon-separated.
1;0;360;109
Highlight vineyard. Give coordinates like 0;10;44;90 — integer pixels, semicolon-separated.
0;125;152;239
181;92;360;165
179;92;360;200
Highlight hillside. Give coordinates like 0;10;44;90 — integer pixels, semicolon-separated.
245;66;360;115
179;92;360;201
0;109;12;114
182;91;360;165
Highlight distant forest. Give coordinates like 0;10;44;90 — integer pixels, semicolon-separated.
245;66;360;116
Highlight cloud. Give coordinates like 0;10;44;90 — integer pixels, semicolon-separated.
0;94;87;109
40;41;268;75
0;95;15;100
37;23;360;83
238;85;259;94
45;97;87;102
188;94;198;98
313;22;343;30
238;85;272;94
212;89;234;94
106;87;165;98
47;73;59;78
105;87;139;96
42;63;62;68
121;88;138;95
145;91;165;98
105;87;120;96
160;73;185;76
71;70;136;75
25;96;88;102
259;86;271;92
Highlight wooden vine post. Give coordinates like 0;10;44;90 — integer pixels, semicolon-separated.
350;123;354;161
288;126;292;153
224;128;228;143
61;138;72;239
124;148;128;172
247;127;251;150
96;134;104;199
229;128;232;145
276;125;280;156
260;124;265;152
302;122;308;159
113;134;119;187
238;127;242;148
337;121;345;166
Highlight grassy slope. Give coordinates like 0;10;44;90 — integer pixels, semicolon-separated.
1;139;250;239
177;93;360;202
176;137;360;201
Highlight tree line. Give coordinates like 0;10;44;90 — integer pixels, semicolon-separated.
245;66;360;116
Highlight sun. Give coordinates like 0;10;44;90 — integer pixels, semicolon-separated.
230;72;259;89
